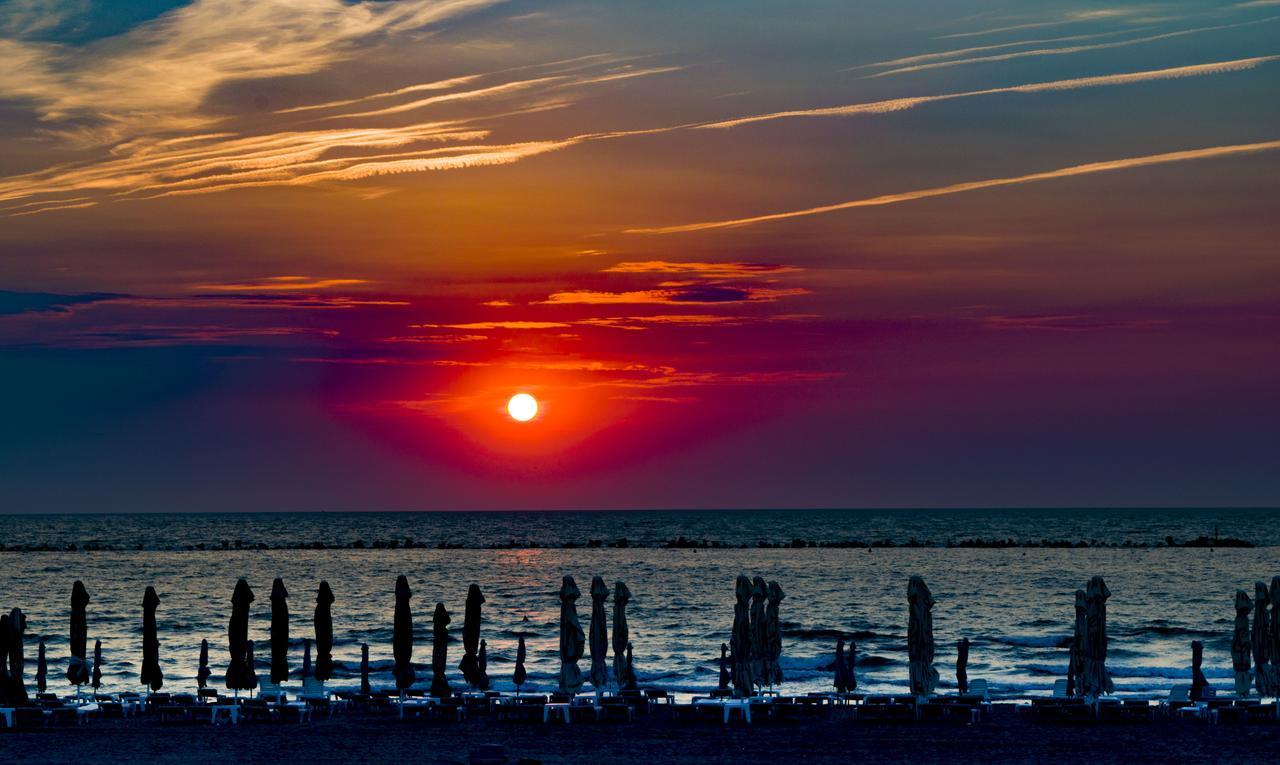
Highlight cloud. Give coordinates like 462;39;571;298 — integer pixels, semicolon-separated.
627;139;1280;234
601;261;802;277
847;28;1140;71
700;57;1278;129
539;286;808;305
0;290;121;316
938;9;1137;39
980;314;1169;331
191;276;369;292
417;320;573;330
866;17;1279;77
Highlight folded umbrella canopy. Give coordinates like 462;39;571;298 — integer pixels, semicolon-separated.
847;640;858;692
749;576;768;691
225;578;255;692
718;643;731;691
67;580;91;687
430;602;451;698
314;581;335;683
765;581;784;687
558;576;585;695
833;637;849;694
243;640;258;690
1271;577;1280;697
141;587;163;692
36;639;47;694
613;581;633;690
730;574;754;698
393;575;415;691
588;576;609;690
1190;640;1209;701
956;637;970;695
907;575;939;698
459;584;485;689
1232;589;1253;697
624;642;637;689
269;578;289;685
0;612;9;703
301;638;312;680
91;639;102;690
1081;576;1114;698
360;643;371;695
514;635;527;692
1251;582;1273;697
8;609;28;703
1068;589;1086;696
478;639;489;690
197;639;211;689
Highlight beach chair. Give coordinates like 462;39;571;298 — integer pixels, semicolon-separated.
1051;679;1069;698
968;679;990;701
302;677;327;698
258;682;287;702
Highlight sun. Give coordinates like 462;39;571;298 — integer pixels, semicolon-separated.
507;393;538;422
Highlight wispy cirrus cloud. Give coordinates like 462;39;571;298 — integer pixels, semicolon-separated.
192;276;369;292
938;8;1137;40
980;314;1169;331
539;286;808;305
627;140;1280;234
701;56;1279;129
866;16;1279;77
601;261;802;277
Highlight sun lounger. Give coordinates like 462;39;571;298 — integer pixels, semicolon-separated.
1051;679;1070;698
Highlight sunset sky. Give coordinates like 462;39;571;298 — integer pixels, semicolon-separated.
1;0;1277;512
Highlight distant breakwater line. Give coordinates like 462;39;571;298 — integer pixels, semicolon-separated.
0;534;1257;553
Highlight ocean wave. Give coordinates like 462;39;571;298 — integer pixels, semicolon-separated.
987;634;1071;648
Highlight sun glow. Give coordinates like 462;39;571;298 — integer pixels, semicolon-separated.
507;393;538;422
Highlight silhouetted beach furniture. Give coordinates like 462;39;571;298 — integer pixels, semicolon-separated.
197;638;211;689
956;637;970;694
460;584;488;690
1190;641;1209;701
907;576;939;698
1232;589;1252;696
35;639;47;694
765;581;785;688
558;576;585;695
749;576;768;692
314;581;335;683
225;579;255;696
393;575;416;701
67;582;91;693
1250;582;1275;697
91;639;103;691
431;602;452;699
140;587;163;695
269;578;290;687
513;635;527;692
588;576;609;693
360;643;372;695
613;582;634;690
730;575;754;697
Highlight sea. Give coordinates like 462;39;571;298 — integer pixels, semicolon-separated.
1;508;1277;700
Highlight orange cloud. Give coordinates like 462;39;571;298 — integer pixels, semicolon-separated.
540;286;808;305
191;276;368;292
601;261;802;277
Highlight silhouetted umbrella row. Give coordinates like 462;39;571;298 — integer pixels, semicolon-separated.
141;586;163;692
0;608;29;705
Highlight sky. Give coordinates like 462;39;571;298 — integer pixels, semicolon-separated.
0;0;1277;512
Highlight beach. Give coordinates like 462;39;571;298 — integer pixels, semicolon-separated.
3;706;1280;765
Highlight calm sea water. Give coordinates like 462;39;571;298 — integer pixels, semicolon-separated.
1;509;1278;700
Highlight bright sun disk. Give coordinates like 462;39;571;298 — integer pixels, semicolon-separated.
507;393;538;422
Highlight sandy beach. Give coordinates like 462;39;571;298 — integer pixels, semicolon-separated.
3;707;1280;765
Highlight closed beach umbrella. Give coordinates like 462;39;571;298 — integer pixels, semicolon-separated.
459;584;485;688
765;581;784;687
749;576;768;690
430;602;451;698
225;578;255;692
360;643;371;695
269;578;289;685
907;575;939;697
197;639;211;689
625;642;636;689
557;576;585;695
0;613;10;701
613;581;633;689
1232;589;1252;697
314;581;335;683
1190;640;1208;701
588;576;609;690
718;643;730;691
6;609;27;703
141;587;163;692
1068;589;1086;696
847;640;857;692
1081;576;1114;698
91;639;102;690
514;635;527;691
243;640;258;690
956;637;970;695
1271;577;1280;697
730;574;755;697
1250;582;1272;696
393;576;415;691
478;639;488;690
37;639;48;694
67;580;91;686
833;638;849;693
301;638;312;679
